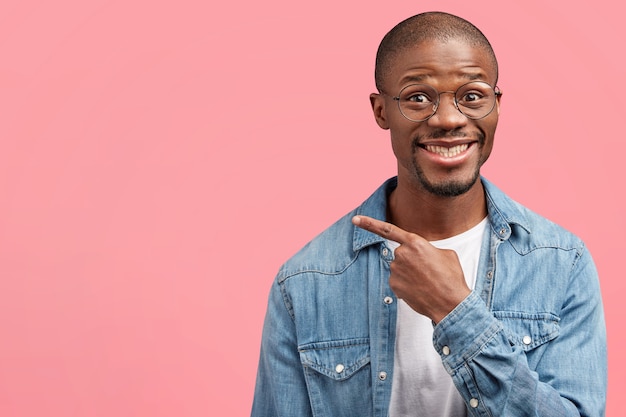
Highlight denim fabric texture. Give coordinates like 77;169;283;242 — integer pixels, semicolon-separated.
251;177;607;417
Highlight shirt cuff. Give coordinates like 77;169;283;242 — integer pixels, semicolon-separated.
432;291;504;373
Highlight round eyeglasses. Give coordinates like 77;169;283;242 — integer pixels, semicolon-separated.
388;81;502;122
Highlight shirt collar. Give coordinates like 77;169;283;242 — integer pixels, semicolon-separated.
482;177;532;239
352;177;532;252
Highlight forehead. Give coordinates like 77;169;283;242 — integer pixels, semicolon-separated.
385;39;496;89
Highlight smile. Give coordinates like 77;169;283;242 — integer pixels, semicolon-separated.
424;144;469;158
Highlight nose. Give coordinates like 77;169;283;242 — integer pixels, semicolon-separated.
426;92;467;130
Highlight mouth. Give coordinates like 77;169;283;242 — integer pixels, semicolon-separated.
422;143;470;158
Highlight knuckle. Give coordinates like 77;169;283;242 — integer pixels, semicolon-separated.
393;245;405;256
393;247;408;261
381;223;393;235
408;235;423;247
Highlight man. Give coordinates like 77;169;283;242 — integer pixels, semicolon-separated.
252;12;607;417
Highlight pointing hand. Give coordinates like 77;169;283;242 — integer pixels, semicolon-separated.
352;215;471;323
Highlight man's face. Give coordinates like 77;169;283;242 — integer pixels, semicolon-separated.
371;39;500;197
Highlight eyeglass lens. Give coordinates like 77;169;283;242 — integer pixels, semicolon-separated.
397;81;498;122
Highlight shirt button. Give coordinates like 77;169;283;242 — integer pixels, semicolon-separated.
442;346;450;356
486;271;493;279
469;398;479;408
378;371;387;381
382;248;389;257
522;335;532;345
499;228;506;235
335;364;345;373
383;296;394;305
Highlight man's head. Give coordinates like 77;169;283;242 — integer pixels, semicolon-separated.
370;12;501;198
375;12;498;93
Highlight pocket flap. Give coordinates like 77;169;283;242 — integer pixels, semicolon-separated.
493;311;560;351
299;338;370;381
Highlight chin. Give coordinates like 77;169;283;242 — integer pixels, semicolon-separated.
417;170;481;198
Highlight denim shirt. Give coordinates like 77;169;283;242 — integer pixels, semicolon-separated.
252;177;607;417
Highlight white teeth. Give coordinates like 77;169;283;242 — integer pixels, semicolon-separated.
425;144;469;157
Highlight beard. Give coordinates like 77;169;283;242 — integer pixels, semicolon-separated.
410;131;486;198
412;164;481;197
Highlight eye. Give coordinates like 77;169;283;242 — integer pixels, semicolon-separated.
398;84;437;109
406;93;431;103
461;91;484;102
457;88;491;109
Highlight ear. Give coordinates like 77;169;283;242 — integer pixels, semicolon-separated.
370;93;390;130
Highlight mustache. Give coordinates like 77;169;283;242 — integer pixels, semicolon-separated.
420;128;470;140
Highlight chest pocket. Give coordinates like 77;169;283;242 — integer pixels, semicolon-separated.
298;338;372;416
299;338;370;380
493;311;560;351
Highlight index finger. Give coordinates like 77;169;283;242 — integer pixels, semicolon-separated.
352;215;415;244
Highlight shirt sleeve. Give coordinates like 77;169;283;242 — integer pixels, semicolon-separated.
251;278;314;417
432;247;607;416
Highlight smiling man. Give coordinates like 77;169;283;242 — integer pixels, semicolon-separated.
252;12;607;417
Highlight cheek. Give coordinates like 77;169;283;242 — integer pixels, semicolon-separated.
478;120;498;163
490;115;499;131
389;131;406;158
389;123;419;155
480;114;499;142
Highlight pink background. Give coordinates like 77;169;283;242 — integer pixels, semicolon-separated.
0;1;623;415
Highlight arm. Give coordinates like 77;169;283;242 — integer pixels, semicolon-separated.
353;215;607;416
434;247;607;416
435;261;606;417
251;278;313;417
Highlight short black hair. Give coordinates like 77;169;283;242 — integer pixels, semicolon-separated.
375;12;498;91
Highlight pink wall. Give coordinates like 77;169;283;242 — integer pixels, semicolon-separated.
0;1;622;415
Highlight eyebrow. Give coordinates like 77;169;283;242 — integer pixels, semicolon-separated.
398;72;487;86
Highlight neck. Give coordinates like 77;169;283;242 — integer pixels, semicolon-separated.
387;176;488;241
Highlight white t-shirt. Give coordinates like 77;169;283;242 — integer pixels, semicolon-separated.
388;217;488;417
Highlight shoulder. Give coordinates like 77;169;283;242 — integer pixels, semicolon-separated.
277;208;360;282
482;178;586;255
276;178;395;283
